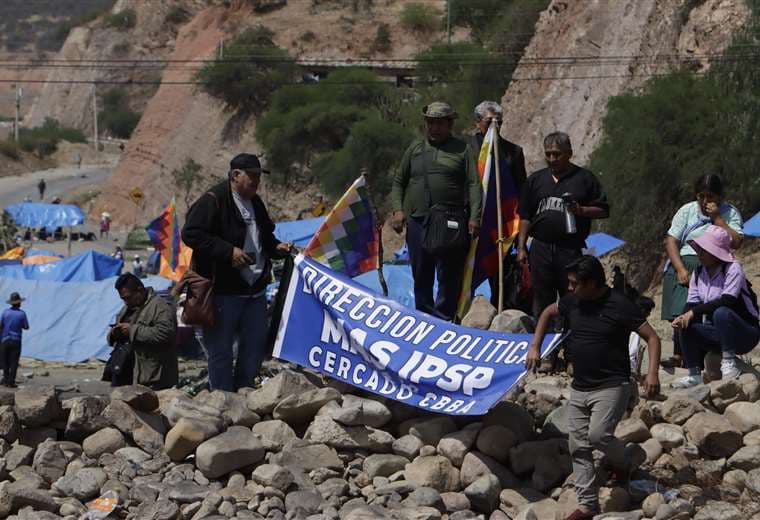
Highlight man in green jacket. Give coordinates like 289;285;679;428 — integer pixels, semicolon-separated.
391;102;482;321
109;273;178;390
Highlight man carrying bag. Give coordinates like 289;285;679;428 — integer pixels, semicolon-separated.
391;102;482;321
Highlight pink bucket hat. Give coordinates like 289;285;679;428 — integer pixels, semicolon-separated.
687;225;736;263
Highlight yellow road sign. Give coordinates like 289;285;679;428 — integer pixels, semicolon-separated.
129;188;144;205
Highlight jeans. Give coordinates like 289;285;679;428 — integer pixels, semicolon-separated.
202;294;268;392
406;216;468;321
1;340;20;385
567;384;631;511
679;306;760;370
528;238;582;318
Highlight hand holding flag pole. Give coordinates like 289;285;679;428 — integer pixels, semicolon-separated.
491;119;505;314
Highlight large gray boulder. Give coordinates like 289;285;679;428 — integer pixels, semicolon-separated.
437;424;480;467
321;394;393;428
304;416;394;452
460;451;518;489
270;442;343;472
198;390;260;428
111;385;159;412
251;420;297;451
195;426;265;479
82;427;126;458
464;474;500;513
52;467;108;501
164;417;223;462
684;412;742;458
31;440;67;484
246;370;318;415
405;455;461;492
363;454;409;478
461;296;497;329
273;387;341;424
14;386;61;427
64;396;110;442
0;405;20;443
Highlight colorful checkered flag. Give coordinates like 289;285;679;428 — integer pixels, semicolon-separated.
303;176;379;277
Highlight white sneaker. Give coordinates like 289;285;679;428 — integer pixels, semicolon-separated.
721;358;742;380
671;375;702;389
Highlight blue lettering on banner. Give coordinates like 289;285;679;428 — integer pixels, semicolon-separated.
273;255;561;416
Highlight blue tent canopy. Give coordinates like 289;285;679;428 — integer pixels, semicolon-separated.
745;211;760;237
0;250;122;282
0;276;171;362
25;248;63;258
585;232;625;257
5;203;85;228
275;217;325;247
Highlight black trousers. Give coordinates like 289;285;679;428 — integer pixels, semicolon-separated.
406;217;469;321
528;238;582;319
1;340;21;385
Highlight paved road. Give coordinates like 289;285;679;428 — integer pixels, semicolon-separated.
0;165;112;209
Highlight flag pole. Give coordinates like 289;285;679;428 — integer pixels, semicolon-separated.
361;169;389;297
491;120;505;314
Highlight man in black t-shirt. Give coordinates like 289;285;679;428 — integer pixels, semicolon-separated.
517;132;609;320
526;256;661;520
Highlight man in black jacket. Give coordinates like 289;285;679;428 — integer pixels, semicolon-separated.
182;153;291;391
470;101;527;309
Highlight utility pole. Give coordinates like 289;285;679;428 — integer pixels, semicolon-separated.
219;38;224;59
447;0;451;46
92;84;99;153
13;85;21;143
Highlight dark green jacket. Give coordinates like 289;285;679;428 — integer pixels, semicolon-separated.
391;136;482;220
111;288;178;390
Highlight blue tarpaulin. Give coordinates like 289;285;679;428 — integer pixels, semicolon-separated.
585;232;625;257
5;203;85;228
274;217;325;247
745;212;760;237
0;276;172;362
25;248;63;258
0;250;122;282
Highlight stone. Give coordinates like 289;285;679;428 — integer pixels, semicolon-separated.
20;427;56;449
5;444;34;471
52;467;108;501
406;417;458;446
6;483;58;513
165;417;223;462
437;424;480;467
724;401;760;434
195;426;265;479
460;452;518;489
441;492;470;512
662;397;705;426
670;384;711;404
395;507;442;520
317;477;349;499
745;429;760;446
304;416;394;452
514;498;558;520
251;420;298;452
693;501;741;520
542;404;569;438
483;401;534;443
103;399;168;453
323;394;392;428
509;439;564;476
403;487;445;511
115;446;152;464
461;296;497;329
133;424;165;455
489;309;534;333
599;487;629;513
499;488;547;519
532;453;571;492
82;427;126;458
167;481;210;503
615;418;651;444
14;386;61;427
728;445;760;471
111;384;159;412
247;370;318;415
464;474;500;513
162;394;224;427
270;443;343;472
252;464;294;491
642;493;666;517
394;434;425;460
641;438;663;464
709;379;747;412
723;469;747;490
363;454;409;479
31;440;67;484
684;412;742;458
273;387;341;424
63;396;110;442
133;499;180;520
475;425;517;464
405;455;461;492
285;490;322;515
650;423;685;450
199;390;260;428
0;405;20;443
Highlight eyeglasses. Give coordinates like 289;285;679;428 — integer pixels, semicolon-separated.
545;151;567;158
483;118;503;125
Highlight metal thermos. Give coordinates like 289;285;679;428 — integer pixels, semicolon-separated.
562;192;577;234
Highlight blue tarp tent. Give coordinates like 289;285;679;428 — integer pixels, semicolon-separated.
585;232;625;257
745;211;760;237
0;276;172;362
0;250;122;282
275;217;325;247
25;248;63;258
5;203;85;228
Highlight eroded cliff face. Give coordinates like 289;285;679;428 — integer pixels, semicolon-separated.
500;0;749;173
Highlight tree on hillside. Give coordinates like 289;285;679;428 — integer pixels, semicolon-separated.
172;158;204;209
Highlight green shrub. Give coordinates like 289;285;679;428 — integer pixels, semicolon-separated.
166;6;190;25
105;8;136;30
372;23;391;53
17;118;86;158
0;141;20;161
300;30;316;42
98;88;141;138
172;158;204;208
194;27;294;114
400;2;440;33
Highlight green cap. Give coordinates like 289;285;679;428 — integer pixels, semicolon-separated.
422;101;457;119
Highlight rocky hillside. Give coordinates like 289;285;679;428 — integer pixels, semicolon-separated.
500;0;749;172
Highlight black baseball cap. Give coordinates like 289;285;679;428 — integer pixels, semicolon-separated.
229;153;270;174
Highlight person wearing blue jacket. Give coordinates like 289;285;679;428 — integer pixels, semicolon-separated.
0;292;29;388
